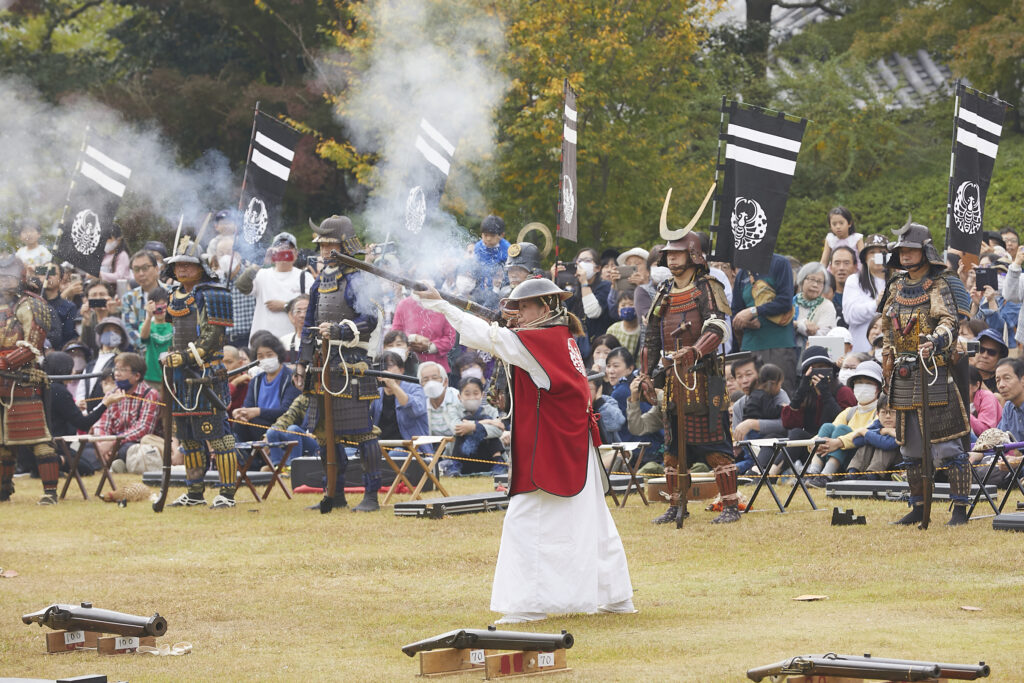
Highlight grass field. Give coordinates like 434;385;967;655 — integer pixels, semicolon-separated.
1;475;1022;682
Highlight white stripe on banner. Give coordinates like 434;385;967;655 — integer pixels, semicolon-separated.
726;144;797;176
252;148;291;181
957;127;999;159
959;107;1003;137
419;119;455;157
563;124;577;145
80;160;127;197
254;131;295;162
564;105;577;123
415;136;451;176
84;145;131;179
727;123;802;153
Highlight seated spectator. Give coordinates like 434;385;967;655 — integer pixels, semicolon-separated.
590;376;625;443
43;352;112;476
439;377;504;476
846;394;900;480
994;358;1024;440
775;345;857;474
266;390;318;467
139;288;172;391
380;328;420;377
279;294;309;362
805;360;883;485
391;286;457;372
588;334;620;391
793;262;836;349
371;351;430;447
232;333;300;449
731;356;790;442
451;350;489;386
62;341;92;402
970;367;1003;437
76;317;131;406
733;363;788;473
741;364;784;433
605;289;641;357
837;352;871;387
222;345;251;414
418;360;463;437
82;353;161;472
969;427;1023;491
609;347;663;468
973;328;1008;393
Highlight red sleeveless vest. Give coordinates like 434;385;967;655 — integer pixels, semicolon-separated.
509;326;600;497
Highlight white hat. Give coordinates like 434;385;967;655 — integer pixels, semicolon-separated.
846;360;883;388
616;248;650;267
827;326;853;345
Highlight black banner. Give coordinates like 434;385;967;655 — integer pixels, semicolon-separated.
946;83;1007;255
404;118;455;234
711;102;806;274
54;132;131;277
557;80;579;242
239;110;302;250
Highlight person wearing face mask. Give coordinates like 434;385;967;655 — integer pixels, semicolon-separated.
453;352;489;387
569;247;614;338
439;376;506;476
79;280;122;355
793;262;836;350
604;290;641;357
448;260;500;310
836;352;870;389
82;353;160;472
61;341;91;403
236;232;308;344
842;234;889;353
233;333;300;455
418;361;463;437
99;223;131;284
380;329;421;377
805;360;884;486
76;317;130;406
370;351;433;471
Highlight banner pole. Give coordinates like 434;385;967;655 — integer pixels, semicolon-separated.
226;101;260;288
709;97;727;258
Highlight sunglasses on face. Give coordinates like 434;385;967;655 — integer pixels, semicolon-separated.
978;346;1001;357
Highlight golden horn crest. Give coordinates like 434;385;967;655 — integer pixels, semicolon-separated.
660;182;717;241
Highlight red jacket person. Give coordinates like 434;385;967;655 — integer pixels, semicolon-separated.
415;277;634;624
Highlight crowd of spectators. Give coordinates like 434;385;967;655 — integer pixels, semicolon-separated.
11;208;1024;492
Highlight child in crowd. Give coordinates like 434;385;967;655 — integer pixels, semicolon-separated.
845;394;900;480
734;364;785;473
15;219;52;269
441;377;506;476
139;288;172;391
819;206;864;267
604;290;641;357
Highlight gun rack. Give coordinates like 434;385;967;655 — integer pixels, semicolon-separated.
418;647;570;678
42;629;157;655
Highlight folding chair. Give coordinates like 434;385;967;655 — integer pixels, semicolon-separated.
379;436;451;506
234;440;296;502
968;444;1024;518
54;434;121;500
740;437;823;513
602;441;650;508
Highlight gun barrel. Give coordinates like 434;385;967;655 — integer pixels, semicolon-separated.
838;655;990;680
22;604;168;638
402;629;573;657
748;656;941;682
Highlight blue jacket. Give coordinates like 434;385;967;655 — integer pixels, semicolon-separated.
610;373;664;461
863;419;898;451
243;365;301;426
371;381;433;453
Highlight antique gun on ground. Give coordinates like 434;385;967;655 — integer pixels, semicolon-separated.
747;653;989;681
22;603;168;638
332;251;501;323
402;628;574;657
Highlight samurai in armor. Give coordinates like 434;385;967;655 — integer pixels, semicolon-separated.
0;255;58;505
642;209;737;525
878;221;971;526
297;216;381;513
162;238;239;509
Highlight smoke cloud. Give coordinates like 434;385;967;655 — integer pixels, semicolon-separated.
0;76;235;249
317;0;508;286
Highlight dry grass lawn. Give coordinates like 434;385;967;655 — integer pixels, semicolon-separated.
1;475;1023;682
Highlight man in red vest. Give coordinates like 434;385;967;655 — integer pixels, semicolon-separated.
415;277;634;624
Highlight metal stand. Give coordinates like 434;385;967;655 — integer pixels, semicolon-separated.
741;437;823;513
968;444;1024;518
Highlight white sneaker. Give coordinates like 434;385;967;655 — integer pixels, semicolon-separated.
598;598;638;614
210;494;236;509
168;493;206;507
494;612;547;624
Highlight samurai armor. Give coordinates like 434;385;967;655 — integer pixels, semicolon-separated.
2;398;49;444
315;269;358;323
0;293;51;446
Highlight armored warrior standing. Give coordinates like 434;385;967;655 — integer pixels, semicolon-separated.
643;232;738;525
0;255;58;505
878;221;971;526
162;239;239;509
297;216;381;513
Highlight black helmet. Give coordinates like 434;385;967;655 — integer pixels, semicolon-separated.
887;217;944;269
162;236;218;282
505;242;542;274
309;215;363;255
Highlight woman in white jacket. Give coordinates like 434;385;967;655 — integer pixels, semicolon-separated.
842;234;888;353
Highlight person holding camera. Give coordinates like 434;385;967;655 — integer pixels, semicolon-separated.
235;232;309;344
775;346;857;475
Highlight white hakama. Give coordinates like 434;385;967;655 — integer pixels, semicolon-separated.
416;298;634;618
